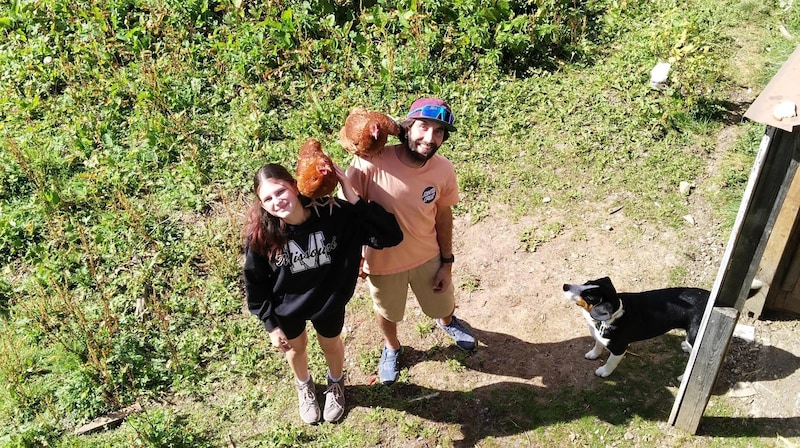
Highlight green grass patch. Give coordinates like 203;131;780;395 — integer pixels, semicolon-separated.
1;0;797;445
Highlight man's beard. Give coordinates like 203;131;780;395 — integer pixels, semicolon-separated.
405;140;438;165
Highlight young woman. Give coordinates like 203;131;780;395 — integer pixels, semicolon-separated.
242;162;402;424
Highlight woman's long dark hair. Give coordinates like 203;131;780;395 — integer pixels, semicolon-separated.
243;163;302;258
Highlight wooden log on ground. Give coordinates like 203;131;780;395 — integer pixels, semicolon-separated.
73;402;143;436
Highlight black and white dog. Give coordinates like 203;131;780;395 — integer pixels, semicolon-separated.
562;277;709;377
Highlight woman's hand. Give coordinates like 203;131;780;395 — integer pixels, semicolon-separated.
269;328;292;352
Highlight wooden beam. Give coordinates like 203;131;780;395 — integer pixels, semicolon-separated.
670;307;739;433
783;244;800;292
669;126;800;433
753;163;800;316
714;127;800;309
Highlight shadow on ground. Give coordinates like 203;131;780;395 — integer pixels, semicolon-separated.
347;325;800;446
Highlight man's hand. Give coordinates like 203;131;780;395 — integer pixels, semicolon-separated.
358;257;368;279
432;264;452;293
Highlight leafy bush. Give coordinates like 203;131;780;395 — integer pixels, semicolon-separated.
126;408;215;448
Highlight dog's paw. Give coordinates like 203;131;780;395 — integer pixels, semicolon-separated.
595;365;613;377
677;373;685;382
585;348;603;360
681;341;692;353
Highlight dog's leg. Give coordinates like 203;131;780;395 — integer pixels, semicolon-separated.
585;340;604;360
678;333;696;382
595;352;624;377
677;337;695;381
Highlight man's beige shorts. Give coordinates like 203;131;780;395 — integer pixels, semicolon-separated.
366;256;455;322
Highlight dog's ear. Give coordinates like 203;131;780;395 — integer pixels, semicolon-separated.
596;277;616;293
589;302;615;321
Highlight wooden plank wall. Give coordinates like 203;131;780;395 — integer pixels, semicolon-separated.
670;127;799;433
759;134;800;316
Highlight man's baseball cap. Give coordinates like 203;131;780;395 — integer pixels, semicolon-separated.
406;97;457;132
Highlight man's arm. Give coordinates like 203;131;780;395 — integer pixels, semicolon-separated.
435;205;454;259
432;205;454;293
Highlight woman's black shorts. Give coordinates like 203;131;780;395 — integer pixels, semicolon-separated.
275;306;345;340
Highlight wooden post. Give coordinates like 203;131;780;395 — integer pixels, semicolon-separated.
762;133;800;315
671;307;738;433
713;127;800;310
747;168;800;317
669;126;800;433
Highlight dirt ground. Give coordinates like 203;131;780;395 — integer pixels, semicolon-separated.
342;121;800;444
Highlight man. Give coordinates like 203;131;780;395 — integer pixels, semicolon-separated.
345;97;476;385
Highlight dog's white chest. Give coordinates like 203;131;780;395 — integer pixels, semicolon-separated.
582;310;611;346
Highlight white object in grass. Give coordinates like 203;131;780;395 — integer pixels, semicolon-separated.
649;62;671;88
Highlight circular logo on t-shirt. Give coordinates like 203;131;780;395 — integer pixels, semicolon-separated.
421;186;436;204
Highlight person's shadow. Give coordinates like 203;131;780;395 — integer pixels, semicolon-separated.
347;324;800;446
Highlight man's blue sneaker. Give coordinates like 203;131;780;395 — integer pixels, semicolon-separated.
378;345;403;385
437;316;477;351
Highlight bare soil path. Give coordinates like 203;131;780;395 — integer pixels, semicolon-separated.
342;134;800;445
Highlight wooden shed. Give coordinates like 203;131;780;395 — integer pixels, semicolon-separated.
749;172;800;317
743;45;800;319
669;45;800;433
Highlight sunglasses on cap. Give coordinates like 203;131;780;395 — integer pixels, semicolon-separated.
407;105;455;125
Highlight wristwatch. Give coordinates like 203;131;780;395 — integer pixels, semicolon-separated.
440;254;455;264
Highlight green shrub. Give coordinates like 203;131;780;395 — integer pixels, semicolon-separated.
126;408;215;448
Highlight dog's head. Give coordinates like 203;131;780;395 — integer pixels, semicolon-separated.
562;277;620;322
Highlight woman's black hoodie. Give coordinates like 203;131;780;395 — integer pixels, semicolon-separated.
243;198;402;332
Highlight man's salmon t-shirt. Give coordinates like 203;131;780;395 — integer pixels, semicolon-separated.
346;147;459;275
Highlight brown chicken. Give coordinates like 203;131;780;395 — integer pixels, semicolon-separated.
339;107;400;158
295;138;339;215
